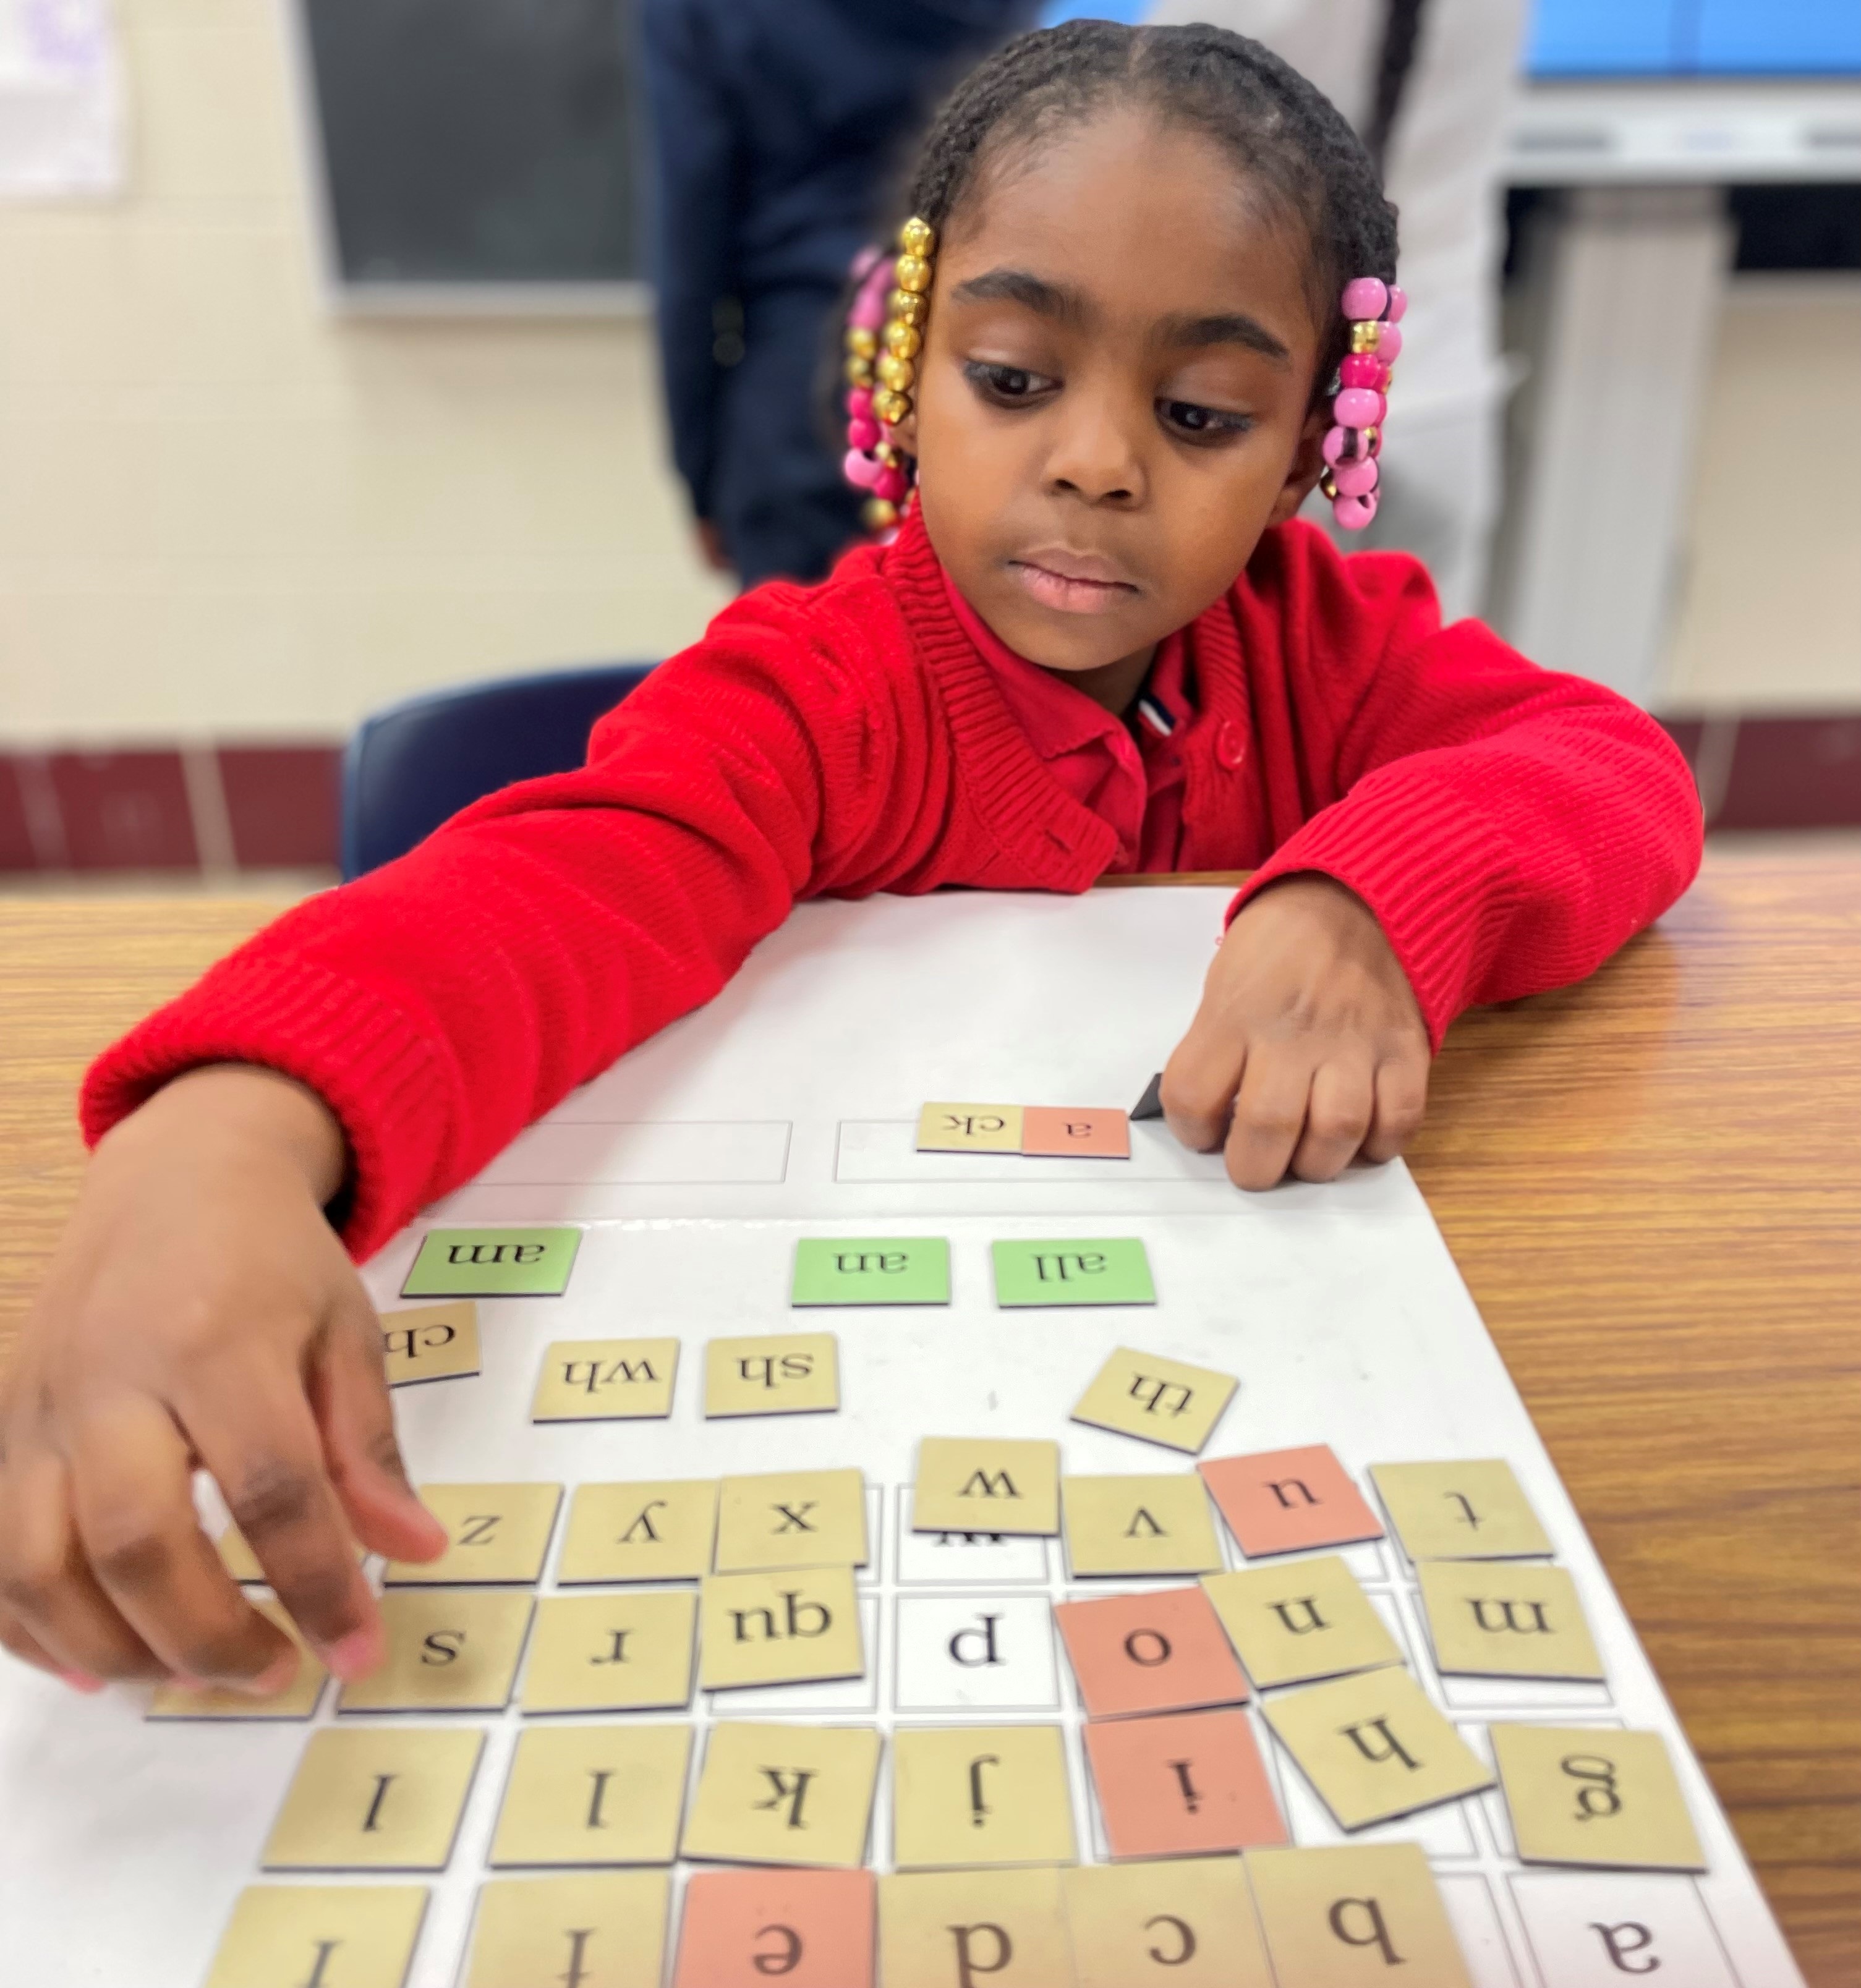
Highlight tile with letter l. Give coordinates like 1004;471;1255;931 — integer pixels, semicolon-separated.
1494;1725;1705;1872
673;1867;875;1988
557;1480;718;1584
401;1226;581;1298
895;1594;1060;1713
704;1333;840;1417
792;1236;950;1305
1071;1346;1237;1455
1065;1858;1273;1988
1246;1843;1474;1987
714;1468;869;1574
916;1103;1023;1152
891;1722;1076;1871
1085;1707;1287;1858
1201;1555;1403;1690
148;1598;328;1720
464;1872;669;1988
1510;1872;1737;1986
1054;1583;1248;1718
519;1591;697;1714
681;1720;882;1869
1198;1443;1384;1556
699;1568;864;1691
338;1591;534;1713
383;1482;562;1585
203;1884;428;1988
1418;1561;1606;1683
993;1237;1155;1307
532;1338;678;1422
912;1437;1060;1537
263;1727;483;1871
879;1867;1072;1988
380;1301;480;1387
1371;1459;1551;1562
490;1722;692;1868
1061;1473;1224;1577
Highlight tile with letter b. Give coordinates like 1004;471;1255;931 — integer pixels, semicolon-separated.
1509;1871;1738;1986
1494;1725;1706;1871
380;1301;480;1387
916;1103;1023;1153
464;1872;669;1988
1198;1444;1384;1557
489;1722;692;1867
792;1236;950;1306
1062;1474;1223;1577
1065;1859;1272;1987
879;1867;1072;1988
714;1468;869;1573
891;1722;1076;1870
401;1226;581;1298
519;1591;697;1714
1071;1347;1237;1455
699;1568;864;1691
338;1591;534;1712
203;1884;428;1988
148;1598;327;1720
1262;1668;1493;1831
1085;1707;1286;1858
704;1333;840;1417
531;1338;678;1422
1246;1843;1473;1987
1371;1459;1551;1562
383;1482;562;1585
992;1237;1154;1307
1021;1105;1130;1158
1056;1583;1248;1719
557;1480;718;1584
1201;1556;1403;1690
1419;1561;1606;1682
263;1726;483;1871
681;1720;882;1868
912;1437;1059;1537
673;1868;875;1988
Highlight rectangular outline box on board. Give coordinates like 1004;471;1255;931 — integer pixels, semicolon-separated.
475;1121;793;1187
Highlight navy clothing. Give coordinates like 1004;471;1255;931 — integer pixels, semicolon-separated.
642;0;1034;587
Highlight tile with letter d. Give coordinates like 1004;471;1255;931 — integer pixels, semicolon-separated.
699;1568;864;1691
705;1333;839;1417
1201;1555;1403;1689
1062;1473;1224;1577
401;1226;581;1298
912;1437;1059;1537
519;1590;697;1714
489;1722;692;1868
464;1873;669;1988
263;1727;483;1871
1246;1843;1474;1988
556;1480;718;1584
1371;1459;1551;1562
992;1237;1154;1307
879;1868;1071;1988
1085;1707;1286;1858
1198;1443;1384;1556
1065;1859;1273;1988
792;1236;950;1305
338;1591;534;1713
1419;1561;1606;1683
379;1301;480;1387
673;1868;875;1988
1071;1347;1237;1455
891;1723;1076;1871
681;1720;882;1869
1509;1871;1738;1987
203;1884;428;1988
1055;1583;1248;1718
1494;1725;1705;1872
531;1338;678;1422
384;1482;562;1585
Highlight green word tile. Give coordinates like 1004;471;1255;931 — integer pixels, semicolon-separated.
402;1227;582;1299
791;1237;950;1307
990;1238;1155;1308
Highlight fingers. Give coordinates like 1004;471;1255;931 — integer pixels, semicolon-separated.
1160;1018;1245;1155
1366;1053;1430;1163
1290;1057;1374;1183
1224;1053;1315;1192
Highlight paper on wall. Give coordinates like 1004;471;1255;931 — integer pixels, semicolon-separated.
0;0;125;198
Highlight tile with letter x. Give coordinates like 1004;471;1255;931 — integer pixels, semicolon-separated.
263;1727;483;1871
681;1720;882;1868
1246;1843;1473;1988
531;1338;678;1422
1072;1346;1238;1455
1201;1555;1403;1689
1199;1443;1384;1556
1086;1707;1287;1858
557;1480;718;1584
1494;1725;1705;1871
519;1591;697;1714
401;1226;580;1298
705;1333;840;1417
699;1568;864;1691
203;1884;429;1988
673;1868;875;1988
1062;1473;1224;1576
463;1872;668;1988
1065;1859;1274;1988
383;1483;562;1584
338;1592;534;1713
714;1468;869;1573
1055;1583;1248;1718
912;1437;1059;1537
379;1301;480;1387
791;1236;950;1305
489;1722;692;1867
879;1868;1072;1988
891;1723;1076;1870
992;1236;1155;1306
1419;1560;1606;1682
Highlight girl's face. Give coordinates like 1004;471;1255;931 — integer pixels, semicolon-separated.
905;107;1329;692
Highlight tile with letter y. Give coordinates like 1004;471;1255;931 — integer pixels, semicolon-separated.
338;1591;535;1712
673;1868;875;1987
1418;1561;1606;1682
792;1236;950;1305
557;1480;718;1584
993;1237;1154;1307
464;1872;669;1988
681;1720;882;1868
490;1722;692;1867
1246;1843;1473;1987
401;1226;581;1298
383;1483;562;1585
1201;1556;1403;1690
879;1867;1073;1988
1071;1347;1237;1455
1198;1443;1384;1556
1493;1725;1706;1871
891;1723;1076;1870
203;1884;429;1988
263;1727;483;1871
1065;1858;1274;1987
1084;1707;1287;1859
519;1591;697;1714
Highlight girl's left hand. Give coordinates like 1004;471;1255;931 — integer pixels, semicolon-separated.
1161;874;1430;1190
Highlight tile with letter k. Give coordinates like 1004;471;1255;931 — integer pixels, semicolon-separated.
672;1868;875;1988
1084;1707;1287;1859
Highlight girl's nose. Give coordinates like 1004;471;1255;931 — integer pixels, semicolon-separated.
1042;393;1148;508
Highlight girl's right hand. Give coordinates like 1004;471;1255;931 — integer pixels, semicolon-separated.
0;1065;446;1696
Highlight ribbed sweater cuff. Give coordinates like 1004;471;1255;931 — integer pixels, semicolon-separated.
81;957;450;1261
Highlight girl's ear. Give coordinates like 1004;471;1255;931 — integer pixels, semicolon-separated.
892;407;919;462
1266;406;1329;526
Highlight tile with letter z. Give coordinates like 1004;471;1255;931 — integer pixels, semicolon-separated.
891;1722;1076;1870
1065;1859;1273;1987
1246;1843;1473;1987
490;1722;692;1867
263;1727;483;1871
1494;1725;1706;1871
531;1338;678;1422
681;1720;882;1869
1071;1346;1237;1455
791;1236;950;1305
203;1884;429;1988
879;1867;1073;1988
383;1482;562;1585
673;1868;875;1987
557;1480;718;1584
401;1226;580;1298
464;1872;669;1988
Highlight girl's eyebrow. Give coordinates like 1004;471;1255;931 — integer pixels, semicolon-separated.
947;267;1089;325
1152;310;1292;366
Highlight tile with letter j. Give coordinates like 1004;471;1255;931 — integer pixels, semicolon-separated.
791;1238;950;1307
991;1238;1154;1307
402;1228;582;1298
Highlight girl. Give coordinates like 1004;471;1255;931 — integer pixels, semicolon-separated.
0;23;1699;1704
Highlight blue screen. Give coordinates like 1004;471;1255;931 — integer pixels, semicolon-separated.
1530;0;1861;75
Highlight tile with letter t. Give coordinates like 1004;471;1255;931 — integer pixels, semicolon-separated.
1494;1725;1705;1872
556;1480;718;1584
1198;1443;1384;1556
1065;1859;1274;1988
792;1236;950;1305
1371;1459;1551;1561
463;1873;668;1988
1062;1473;1224;1577
1072;1347;1238;1455
1086;1707;1287;1858
1246;1843;1475;1988
203;1884;428;1988
1509;1871;1739;1987
531;1338;678;1422
379;1301;480;1387
992;1237;1155;1306
383;1482;562;1585
401;1226;581;1298
879;1868;1072;1988
1419;1561;1606;1683
681;1720;882;1868
263;1727;483;1871
338;1591;535;1713
891;1723;1076;1870
673;1868;875;1988
895;1594;1060;1713
916;1103;1023;1152
1055;1583;1248;1718
714;1468;869;1573
147;1598;328;1720
489;1722;692;1867
699;1568;864;1691
1201;1555;1403;1690
519;1590;697;1714
911;1437;1060;1537
704;1333;840;1417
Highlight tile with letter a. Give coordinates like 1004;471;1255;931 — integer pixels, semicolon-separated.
714;1468;869;1573
992;1237;1155;1307
464;1872;669;1988
1198;1443;1384;1557
1086;1707;1287;1858
699;1567;865;1691
531;1338;678;1422
896;1594;1060;1713
704;1332;840;1417
1061;1473;1224;1577
1054;1583;1248;1718
673;1867;875;1988
384;1482;563;1584
1494;1725;1706;1872
879;1867;1073;1988
1021;1105;1130;1158
148;1598;327;1720
338;1591;534;1712
263;1726;483;1871
912;1437;1060;1537
1510;1871;1738;1986
1420;1561;1606;1683
401;1226;581;1298
1246;1843;1474;1987
1370;1459;1551;1562
1065;1858;1274;1988
519;1590;697;1714
916;1102;1024;1153
681;1719;882;1868
203;1884;428;1988
557;1480;718;1584
1263;1668;1494;1831
380;1301;480;1387
1201;1556;1403;1690
891;1722;1076;1870
1071;1347;1237;1455
792;1236;950;1306
489;1722;692;1867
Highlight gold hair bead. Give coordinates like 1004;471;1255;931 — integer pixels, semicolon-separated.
900;216;935;258
872;388;910;427
875;351;915;392
884;321;922;359
889;290;927;328
862;496;900;532
894;255;932;294
844;354;874;388
846;325;877;360
1319;469;1340;501
1349;321;1381;354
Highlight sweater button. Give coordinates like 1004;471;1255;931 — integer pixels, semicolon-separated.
1216;720;1246;770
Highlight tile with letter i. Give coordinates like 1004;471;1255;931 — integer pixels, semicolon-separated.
401;1226;581;1298
1071;1346;1237;1454
378;1300;480;1387
1061;1472;1224;1577
1493;1725;1706;1871
1201;1555;1404;1689
202;1884;429;1988
680;1720;882;1868
489;1723;692;1868
1054;1583;1249;1718
462;1872;669;1988
519;1591;697;1714
1085;1707;1287;1858
890;1723;1076;1871
531;1338;678;1422
1065;1858;1274;1988
916;1103;1023;1152
556;1480;718;1584
672;1867;875;1988
1198;1442;1385;1556
337;1592;534;1713
262;1727;483;1871
992;1237;1155;1306
383;1482;562;1585
879;1868;1073;1988
791;1236;950;1306
1246;1843;1475;1988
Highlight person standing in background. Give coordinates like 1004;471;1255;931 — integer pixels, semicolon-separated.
643;0;1037;590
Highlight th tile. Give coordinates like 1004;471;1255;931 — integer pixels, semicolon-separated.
681;1720;882;1869
531;1338;678;1422
1199;1443;1384;1556
204;1885;428;1988
380;1301;480;1388
673;1868;875;1988
1055;1583;1248;1719
401;1226;580;1298
911;1437;1060;1537
464;1873;668;1988
992;1238;1155;1307
489;1722;692;1868
263;1727;483;1871
1202;1555;1403;1689
1086;1707;1287;1859
557;1480;718;1584
383;1482;562;1585
792;1236;950;1306
1062;1473;1223;1577
1071;1347;1237;1455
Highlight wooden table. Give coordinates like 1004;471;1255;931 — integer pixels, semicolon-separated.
2;855;1857;1982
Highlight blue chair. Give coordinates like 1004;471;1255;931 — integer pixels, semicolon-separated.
340;661;656;880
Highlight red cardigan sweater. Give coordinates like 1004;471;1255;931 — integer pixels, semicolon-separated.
84;508;1701;1258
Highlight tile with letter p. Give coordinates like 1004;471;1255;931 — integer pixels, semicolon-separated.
464;1873;668;1988
673;1868;875;1987
1246;1843;1474;1987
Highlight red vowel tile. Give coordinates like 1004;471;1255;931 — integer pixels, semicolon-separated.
673;1867;874;1987
218;745;341;868
49;750;198;870
1716;713;1861;831
1199;1444;1384;1558
0;758;37;870
1055;1584;1249;1720
1084;1707;1287;1859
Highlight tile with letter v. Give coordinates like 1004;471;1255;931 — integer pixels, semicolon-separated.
1062;1473;1224;1576
203;1884;428;1988
672;1868;875;1988
1065;1859;1273;1987
1246;1843;1474;1988
463;1872;669;1988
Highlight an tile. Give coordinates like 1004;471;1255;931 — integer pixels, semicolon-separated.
1055;1584;1248;1719
681;1720;882;1868
1493;1725;1705;1871
992;1238;1155;1307
218;743;341;868
464;1873;669;1988
1086;1707;1287;1858
379;1301;480;1387
892;1723;1076;1871
699;1568;865;1691
531;1338;678;1422
49;749;198;870
916;1103;1023;1153
1071;1348;1238;1455
704;1333;840;1417
714;1469;868;1574
1202;1556;1403;1689
1419;1563;1606;1683
897;1492;1050;1584
557;1480;718;1584
338;1591;534;1713
383;1483;562;1586
791;1236;950;1306
489;1722;692;1868
879;1867;1072;1988
1199;1444;1384;1557
1021;1106;1131;1158
148;1598;327;1720
1061;1474;1223;1578
672;1868;875;1987
401;1227;581;1298
1064;1858;1273;1986
263;1727;483;1871
1247;1843;1474;1986
912;1437;1060;1537
519;1591;697;1714
1370;1461;1551;1562
203;1884;428;1988
896;1595;1061;1714
1508;1872;1737;1985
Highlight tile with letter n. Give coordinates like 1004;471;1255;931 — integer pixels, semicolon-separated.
992;1238;1154;1307
203;1884;429;1988
1245;1843;1473;1988
401;1226;581;1298
464;1872;669;1988
792;1236;949;1306
673;1867;875;1988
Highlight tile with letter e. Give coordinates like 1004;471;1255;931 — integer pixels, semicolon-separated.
916;1102;1023;1153
380;1301;480;1387
1199;1443;1384;1557
464;1872;668;1988
792;1236;950;1306
1510;1871;1738;1986
699;1568;864;1691
1055;1582;1248;1718
705;1333;839;1417
558;1480;718;1585
263;1726;483;1871
1062;1473;1224;1577
148;1598;328;1720
879;1867;1072;1988
1420;1561;1605;1683
401;1226;580;1298
520;1591;697;1714
1246;1843;1473;1988
490;1722;692;1867
715;1468;868;1574
913;1437;1059;1537
1086;1707;1286;1858
992;1237;1154;1307
338;1591;534;1713
1065;1858;1272;1987
532;1338;678;1422
1262;1667;1493;1830
673;1867;875;1988
203;1884;428;1988
891;1722;1076;1870
1202;1555;1403;1690
1021;1105;1130;1158
1371;1459;1551;1562
896;1594;1060;1713
1494;1725;1705;1872
384;1482;562;1585
1071;1347;1237;1455
681;1720;882;1868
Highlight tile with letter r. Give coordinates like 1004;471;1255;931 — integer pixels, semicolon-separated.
519;1590;697;1714
681;1720;882;1869
464;1872;668;1988
992;1237;1155;1307
1065;1858;1272;1987
879;1867;1072;1988
379;1301;480;1387
490;1722;692;1868
1085;1707;1287;1859
1198;1443;1384;1556
203;1884;428;1988
1055;1583;1248;1718
673;1868;875;1988
401;1226;581;1298
1246;1843;1474;1988
1071;1346;1237;1455
792;1236;950;1306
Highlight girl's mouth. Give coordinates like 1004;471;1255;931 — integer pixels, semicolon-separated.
1007;556;1141;616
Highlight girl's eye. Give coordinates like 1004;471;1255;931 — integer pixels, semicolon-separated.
1159;399;1254;442
964;360;1055;405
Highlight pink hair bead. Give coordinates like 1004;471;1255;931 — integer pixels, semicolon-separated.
1374;322;1403;361
847;388;873;420
843;449;883;490
1334;456;1378;498
850;290;886;332
1333;490;1378;530
847;416;880;451
1340;276;1388;321
1322;424;1354;465
873;464;908;503
1385;285;1407;323
1334;387;1385;429
1339;354;1382;389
